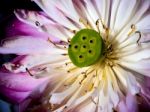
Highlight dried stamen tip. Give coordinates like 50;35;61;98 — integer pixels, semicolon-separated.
26;68;33;76
135;31;141;45
35;21;40;26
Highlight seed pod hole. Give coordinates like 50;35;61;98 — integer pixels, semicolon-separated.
89;50;92;53
82;36;87;40
79;55;83;58
83;45;86;48
74;45;78;49
90;40;93;43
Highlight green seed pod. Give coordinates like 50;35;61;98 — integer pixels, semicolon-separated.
68;29;103;67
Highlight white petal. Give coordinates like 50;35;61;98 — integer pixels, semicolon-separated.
113;0;137;32
120;44;150;62
84;0;99;22
117;42;150;58
33;0;78;30
106;67;119;107
136;14;150;32
118;59;150;77
49;79;80;104
113;0;150;44
94;0;106;25
40;24;72;41
54;0;81;26
113;66;140;94
0;37;66;55
76;101;96;112
110;0;120;30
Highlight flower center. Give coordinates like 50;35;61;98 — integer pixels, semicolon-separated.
68;29;104;67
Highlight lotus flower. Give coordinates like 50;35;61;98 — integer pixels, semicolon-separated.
0;0;150;112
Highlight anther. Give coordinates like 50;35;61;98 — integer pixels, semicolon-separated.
91;97;97;105
84;74;87;78
79;18;91;28
100;18;107;30
69;44;71;48
96;19;99;25
81;71;86;74
47;38;56;46
113;108;118;112
131;24;136;29
64;84;68;87
65;62;71;66
68;39;71;43
96;19;100;33
26;68;33;76
35;21;40;26
128;24;136;36
70;29;77;34
61;53;68;56
93;74;96;77
64;106;67;109
135;31;141;45
85;90;88;93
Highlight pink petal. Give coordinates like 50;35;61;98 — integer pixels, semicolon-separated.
0;86;30;103
0;72;48;91
6;17;49;40
14;9;54;28
126;93;138;112
118;101;129;112
0;72;50;104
